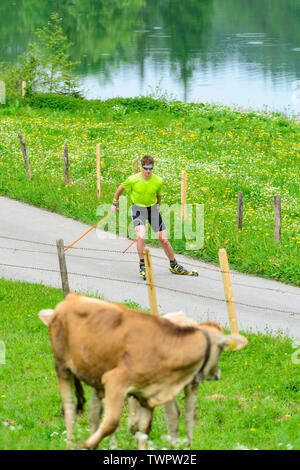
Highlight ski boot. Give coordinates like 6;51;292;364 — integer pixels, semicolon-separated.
169;260;198;276
139;261;146;280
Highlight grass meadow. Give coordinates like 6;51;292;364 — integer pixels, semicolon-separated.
0;278;299;450
0;95;299;285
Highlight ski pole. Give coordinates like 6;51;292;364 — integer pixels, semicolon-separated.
122;237;138;254
64;211;112;252
123;224;151;254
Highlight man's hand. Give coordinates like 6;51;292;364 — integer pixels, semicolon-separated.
111;203;119;213
111;186;124;213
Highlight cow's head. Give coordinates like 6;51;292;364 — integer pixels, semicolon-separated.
163;314;248;383
199;322;248;382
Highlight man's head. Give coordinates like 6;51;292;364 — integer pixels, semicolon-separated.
141;155;154;167
141;155;154;179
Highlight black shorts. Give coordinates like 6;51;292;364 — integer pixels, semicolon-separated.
131;204;166;233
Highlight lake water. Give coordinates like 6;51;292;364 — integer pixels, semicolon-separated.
1;0;300;114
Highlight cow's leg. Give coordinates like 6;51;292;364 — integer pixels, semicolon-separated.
81;369;128;449
183;382;198;445
58;376;76;446
89;388;120;449
135;405;153;450
164;399;180;444
127;396;141;435
89;388;103;435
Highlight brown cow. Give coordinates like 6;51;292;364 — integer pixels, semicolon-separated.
39;293;247;449
163;312;224;445
127;311;227;447
75;314;226;449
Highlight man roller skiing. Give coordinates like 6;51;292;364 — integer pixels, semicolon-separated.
111;155;198;280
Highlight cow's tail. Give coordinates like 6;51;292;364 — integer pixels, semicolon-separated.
74;377;86;414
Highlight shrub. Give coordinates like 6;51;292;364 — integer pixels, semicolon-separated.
27;93;83;111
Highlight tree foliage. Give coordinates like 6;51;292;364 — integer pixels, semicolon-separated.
0;12;81;100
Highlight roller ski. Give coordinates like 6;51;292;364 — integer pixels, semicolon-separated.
169;260;198;276
139;260;146;280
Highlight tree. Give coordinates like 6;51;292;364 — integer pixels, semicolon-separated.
31;12;81;95
0;12;82;99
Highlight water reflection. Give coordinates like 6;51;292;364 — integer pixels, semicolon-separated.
0;0;299;112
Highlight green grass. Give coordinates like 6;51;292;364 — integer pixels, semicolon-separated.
0;95;299;285
0;277;299;450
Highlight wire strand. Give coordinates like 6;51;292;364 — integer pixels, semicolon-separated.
0;262;299;316
0;235;299;288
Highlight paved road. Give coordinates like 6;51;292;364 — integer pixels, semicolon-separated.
1;196;299;338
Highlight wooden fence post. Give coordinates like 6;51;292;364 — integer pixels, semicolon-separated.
0;340;5;365
274;195;281;243
18;133;32;180
0;80;5;105
218;248;239;334
56;238;70;298
64;142;69;186
22;80;26;97
134;158;139;174
144;247;159;316
96;143;101;199
181;170;187;221
237;191;243;230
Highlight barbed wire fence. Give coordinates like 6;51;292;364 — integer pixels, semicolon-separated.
0;235;299;318
2;234;300;283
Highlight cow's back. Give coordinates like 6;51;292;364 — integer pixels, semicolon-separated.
48;294;129;386
48;293;202;390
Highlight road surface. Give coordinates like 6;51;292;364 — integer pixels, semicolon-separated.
0;196;299;338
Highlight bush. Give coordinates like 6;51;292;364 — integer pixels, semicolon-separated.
26;94;171;114
27;93;83;111
106;96;169;112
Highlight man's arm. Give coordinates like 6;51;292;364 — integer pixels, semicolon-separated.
111;185;125;212
157;194;162;207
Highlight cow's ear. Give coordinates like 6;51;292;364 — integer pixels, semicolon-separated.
215;333;248;351
38;309;54;326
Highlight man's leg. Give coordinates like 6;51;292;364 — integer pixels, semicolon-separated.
157;229;175;261
135;224;147;260
151;207;182;269
131;205;148;278
157;229;194;274
149;206;175;262
134;224;148;279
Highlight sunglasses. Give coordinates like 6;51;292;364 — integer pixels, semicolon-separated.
142;165;154;170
